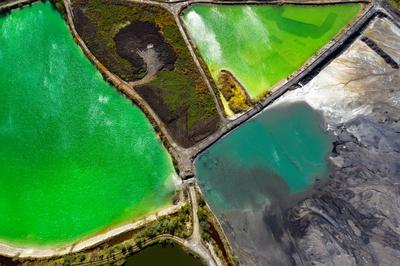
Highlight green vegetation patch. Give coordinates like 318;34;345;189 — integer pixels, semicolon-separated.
389;0;400;9
71;0;220;147
217;70;251;114
197;194;238;266
134;204;192;248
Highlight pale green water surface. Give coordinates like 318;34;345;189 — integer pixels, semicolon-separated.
182;4;362;98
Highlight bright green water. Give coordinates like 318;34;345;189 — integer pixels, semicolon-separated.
0;2;175;246
182;4;362;99
195;102;331;213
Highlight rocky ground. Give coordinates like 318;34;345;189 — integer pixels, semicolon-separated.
282;17;400;266
220;16;400;266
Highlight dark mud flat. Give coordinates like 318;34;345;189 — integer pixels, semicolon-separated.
136;85;220;147
195;16;400;265
72;2;135;79
282;105;400;265
195;102;332;265
71;0;220;147
249;17;400;265
114;21;177;77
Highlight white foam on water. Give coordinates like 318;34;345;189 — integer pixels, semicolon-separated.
272;149;280;167
185;10;222;63
169;172;181;187
104;118;113;126
210;6;224;19
276;73;372;124
98;95;109;104
242;7;271;50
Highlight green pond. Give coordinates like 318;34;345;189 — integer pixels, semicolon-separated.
195;102;331;213
124;243;204;266
182;4;362;99
0;2;175;246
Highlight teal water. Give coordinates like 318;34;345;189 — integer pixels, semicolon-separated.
195;102;331;213
0;2;175;246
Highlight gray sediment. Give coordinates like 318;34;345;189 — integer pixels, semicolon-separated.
361;36;399;68
230;15;400;265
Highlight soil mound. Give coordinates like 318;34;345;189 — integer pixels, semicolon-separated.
114;21;177;77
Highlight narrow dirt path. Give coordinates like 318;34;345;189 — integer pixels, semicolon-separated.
0;0;35;11
189;185;201;242
129;46;162;87
186;183;219;266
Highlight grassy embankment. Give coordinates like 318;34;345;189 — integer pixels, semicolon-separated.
17;204;192;265
71;0;220;147
217;70;251;114
197;194;239;266
389;0;400;9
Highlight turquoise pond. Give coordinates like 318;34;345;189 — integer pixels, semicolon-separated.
195;102;332;213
